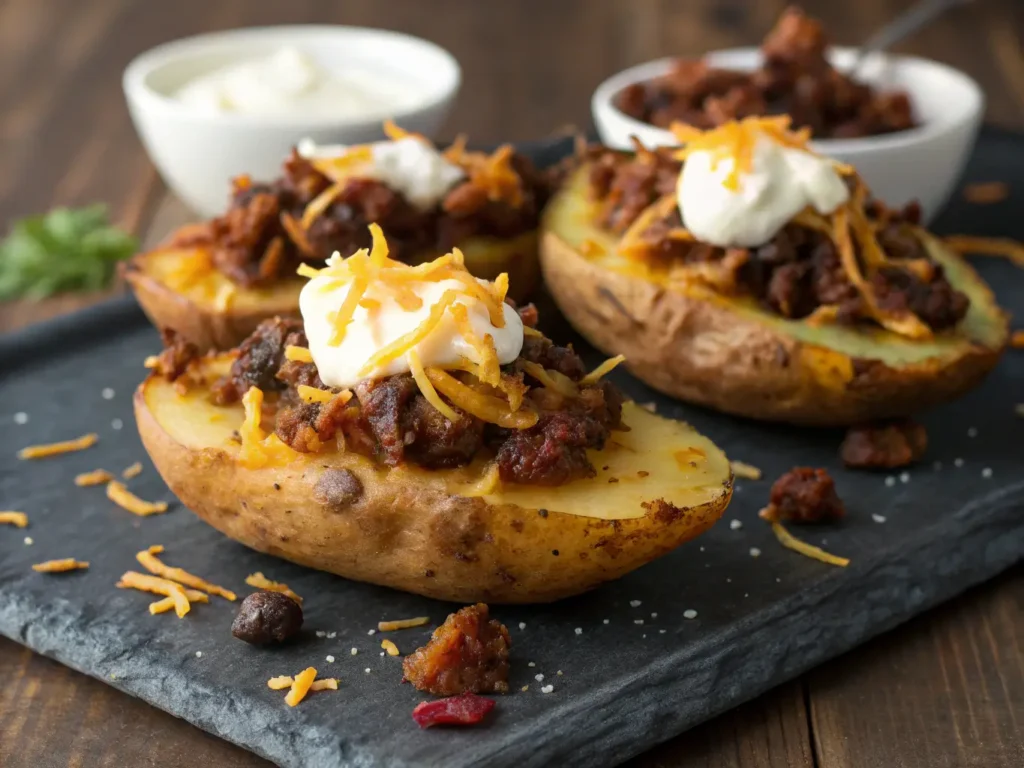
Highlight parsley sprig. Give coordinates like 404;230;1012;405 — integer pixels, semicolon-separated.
0;205;137;300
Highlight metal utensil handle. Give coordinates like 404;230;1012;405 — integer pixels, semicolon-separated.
849;0;972;76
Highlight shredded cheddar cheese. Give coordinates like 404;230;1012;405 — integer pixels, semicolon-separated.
0;512;29;528
944;235;1024;268
769;520;850;567
381;639;400;656
285;345;314;363
150;589;209;615
107;481;168;516
75;469;114;486
1012;330;1024;349
270;674;338;695
138;546;237;601
378;616;430;632
285;667;318;707
311;679;339;691
32;558;89;573
239;387;298;469
245;572;303;605
580;355;626;386
117;571;191;617
460;463;502;498
729;461;762;481
18;433;98;459
267;676;294;690
426;369;539;429
297;385;352;405
122;462;143;479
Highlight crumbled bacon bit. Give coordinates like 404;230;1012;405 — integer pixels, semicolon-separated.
411;693;496;729
1011;330;1024;349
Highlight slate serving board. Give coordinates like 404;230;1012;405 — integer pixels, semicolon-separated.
1;128;1023;768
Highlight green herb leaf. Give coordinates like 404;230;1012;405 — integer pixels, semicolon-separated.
0;204;138;300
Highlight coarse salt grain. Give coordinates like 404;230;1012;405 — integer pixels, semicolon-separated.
634;619;644;625
364;668;371;674
327;631;337;639
683;609;698;619
699;546;705;552
326;655;335;663
642;634;646;639
734;484;743;493
556;671;562;676
13;412;28;425
102;388;115;400
528;661;536;667
541;685;554;694
872;514;887;523
379;652;385;657
350;648;358;655
519;622;526;630
954;458;964;468
195;651;202;658
729;519;743;530
968;427;978;438
899;472;910;483
603;619;609;625
629;599;642;608
367;629;376;635
535;673;544;682
650;612;658;618
749;547;761;557
24;537;33;546
111;418;123;430
659;629;666;634
982;467;993;478
885;476;896;487
574;627;582;635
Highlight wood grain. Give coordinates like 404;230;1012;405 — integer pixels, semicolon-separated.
0;1;1022;767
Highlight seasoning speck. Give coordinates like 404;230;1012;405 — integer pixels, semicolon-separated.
629;599;642;608
101;387;115;400
602;619;609;625
326;655;335;663
872;514;887;523
367;629;376;635
556;670;563;676
541;685;554;694
683;609;698;619
885;476;896;487
350;648;358;656
634;619;644;625
729;519;743;530
982;467;993;478
749;547;761;558
899;471;910;483
574;627;582;635
535;673;544;682
195;651;202;658
528;661;536;667
315;631;326;638
659;629;666;634
111;418;123;430
967;427;978;438
23;537;33;546
521;685;529;692
327;631;337;639
13;412;28;425
364;668;371;674
650;612;658;619
519;622;526;630
954;458;964;468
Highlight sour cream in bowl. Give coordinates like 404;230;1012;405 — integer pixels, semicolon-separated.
124;26;461;216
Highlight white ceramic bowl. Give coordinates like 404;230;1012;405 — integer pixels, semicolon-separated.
124;25;461;217
592;47;984;218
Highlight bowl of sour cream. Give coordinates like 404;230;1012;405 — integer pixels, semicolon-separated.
124;26;461;216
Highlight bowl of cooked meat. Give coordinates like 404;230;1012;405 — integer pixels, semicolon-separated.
591;7;983;218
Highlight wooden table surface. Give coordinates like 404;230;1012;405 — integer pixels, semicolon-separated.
1;1;1022;766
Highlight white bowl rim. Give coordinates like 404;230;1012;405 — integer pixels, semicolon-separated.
592;46;984;155
123;24;462;129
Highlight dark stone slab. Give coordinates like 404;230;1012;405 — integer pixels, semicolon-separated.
1;129;1022;768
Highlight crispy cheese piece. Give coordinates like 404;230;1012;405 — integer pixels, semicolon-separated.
245;572;303;605
137;546;237;601
770;521;850;567
0;512;29;528
18;433;98;459
32;559;88;573
75;469;114;486
107;481;168;516
377;616;430;632
117;571;191;618
285;667;318;707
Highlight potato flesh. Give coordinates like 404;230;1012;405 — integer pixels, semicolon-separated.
546;168;1007;365
145;378;730;522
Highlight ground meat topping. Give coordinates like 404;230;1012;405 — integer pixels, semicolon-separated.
841;419;928;469
402;604;511;696
211;317;303;404
763;467;846;524
615;7;915;139
585;146;681;233
150;329;199;382
232;591;303;645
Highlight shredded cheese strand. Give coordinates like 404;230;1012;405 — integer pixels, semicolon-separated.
122;462;143;479
729;460;762;480
520;361;579;398
378;616;430;631
358;290;458;376
409;351;460;422
285;345;314;363
426;369;539;429
285;668;318;707
770;521;850;567
944;235;1024;267
580;355;626;386
137;546;237;601
18;433;98;459
381;639;400;656
150;589;209;615
118;571;191;618
107;481;168;516
32;559;88;573
245;572;303;605
0;511;29;528
75;469;114;486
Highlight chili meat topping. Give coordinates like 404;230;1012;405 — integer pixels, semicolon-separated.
615;6;915;139
841;419;928;469
175;147;553;288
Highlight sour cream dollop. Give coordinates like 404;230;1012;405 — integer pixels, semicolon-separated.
175;47;417;119
677;135;849;248
300;257;523;389
298;137;465;210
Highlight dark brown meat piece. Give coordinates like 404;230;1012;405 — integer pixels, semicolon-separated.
355;375;421;465
517;335;587;381
402;396;485;469
151;329;199;382
871;266;969;331
841;419;928;469
231;591;303;645
211;317;302;404
586;146;681;232
402;604;511;696
765;467;846;523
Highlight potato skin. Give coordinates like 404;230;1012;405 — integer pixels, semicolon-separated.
540;169;1008;426
124;230;541;353
134;379;729;604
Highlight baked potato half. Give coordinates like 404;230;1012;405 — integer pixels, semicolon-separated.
125;231;539;352
540;167;1009;426
135;356;732;604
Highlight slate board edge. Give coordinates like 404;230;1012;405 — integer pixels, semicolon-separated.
2;483;1020;768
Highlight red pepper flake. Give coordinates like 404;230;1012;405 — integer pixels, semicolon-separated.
412;693;495;729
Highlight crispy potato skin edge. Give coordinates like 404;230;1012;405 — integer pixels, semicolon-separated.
123;231;541;353
133;382;729;604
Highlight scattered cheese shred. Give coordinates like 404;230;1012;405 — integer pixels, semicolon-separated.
521;361;579;398
460;463;502;498
122;462;143;479
378;616;430;632
297;385;352;405
117;571;191;618
267;676;294;690
239;387;298;469
284;345;314;363
944;235;1024;268
107;481;168;516
426;369;539;429
75;469;114;487
730;460;763;480
32;558;88;573
381;639;400;656
138;546;237;601
311;679;339;691
580;355;626;386
213;282;236;312
770;521;850;567
1012;330;1024;349
963;181;1009;204
269;674;338;694
285;667;318;707
150;589;209;615
245;572;303;605
409;350;460;421
18;433;98;459
0;512;29;528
